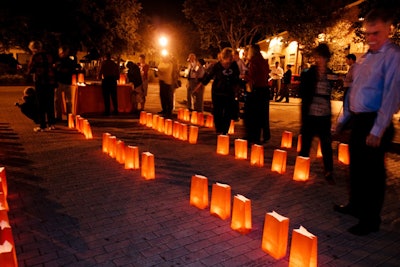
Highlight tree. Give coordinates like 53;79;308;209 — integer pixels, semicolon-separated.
354;0;400;46
0;0;142;56
183;0;273;50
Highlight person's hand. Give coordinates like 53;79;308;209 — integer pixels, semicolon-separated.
333;122;344;135
366;133;381;147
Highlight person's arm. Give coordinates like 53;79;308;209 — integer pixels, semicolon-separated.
368;53;400;146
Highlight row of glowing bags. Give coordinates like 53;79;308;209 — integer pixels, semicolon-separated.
190;175;317;266
0;168;18;267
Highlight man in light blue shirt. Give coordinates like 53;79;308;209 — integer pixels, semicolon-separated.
334;8;400;236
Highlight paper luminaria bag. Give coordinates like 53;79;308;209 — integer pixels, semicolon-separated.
210;182;231;220
338;143;350;165
281;130;293;148
230;194;252;234
216;135;229;155
190;175;209;209
0;220;18;267
141;152;155;180
289;226;318;267
261;211;289;260
234;139;248;159
293;156;310;181
250;144;264;167
271;149;287;174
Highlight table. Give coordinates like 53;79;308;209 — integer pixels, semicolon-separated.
72;84;133;115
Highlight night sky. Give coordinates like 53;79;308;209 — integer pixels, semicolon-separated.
141;0;186;23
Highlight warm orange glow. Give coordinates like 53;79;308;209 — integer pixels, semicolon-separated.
68;114;74;128
102;133;111;154
250;144;264;167
289;226;318;267
183;109;190;122
115;140;125;164
205;114;214;128
234;139;248;159
108;136;117;158
0;192;9;211
0;168;7;198
297;134;302;152
228;120;235;134
141;152;155;180
262;211;289;260
146;113;153;127
281;131;293;149
78;73;84;84
293;156;310;181
231;194;252;234
189;126;199;144
75;115;81;131
190;111;198;124
316;140;322;158
152;114;159;130
0;219;18;267
216;135;229;155
119;73;126;85
172;121;180;139
157;117;164;132
139;111;147;125
72;74;77;85
197;112;204;126
190;175;209;209
83;119;93;139
164;119;173;135
338;143;350;165
124;146;139;170
177;108;184;120
180;123;188;141
271;149;287;174
210;182;231;220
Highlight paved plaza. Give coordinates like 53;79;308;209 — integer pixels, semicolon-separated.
0;82;399;266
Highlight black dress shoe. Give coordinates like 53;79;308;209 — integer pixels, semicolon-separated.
347;223;379;236
333;204;358;218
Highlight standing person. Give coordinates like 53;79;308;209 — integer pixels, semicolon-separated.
342;53;357;102
27;40;57;132
98;53;120;116
233;49;247;120
196;47;241;135
138;54;149;111
126;61;143;114
334;8;400;236
269;61;283;100
276;64;292;103
243;44;270;144
157;55;175;117
186;53;205;112
298;43;336;185
55;45;75;122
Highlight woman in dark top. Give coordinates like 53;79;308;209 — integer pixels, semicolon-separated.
197;47;241;134
299;43;336;185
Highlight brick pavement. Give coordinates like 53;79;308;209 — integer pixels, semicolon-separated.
0;85;399;267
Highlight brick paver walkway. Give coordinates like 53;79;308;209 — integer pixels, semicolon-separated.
1;84;399;267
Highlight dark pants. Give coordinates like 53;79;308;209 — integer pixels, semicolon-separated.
212;93;235;134
102;78;118;115
300;115;333;174
244;87;270;144
349;112;394;227
277;83;290;102
36;84;56;129
159;80;174;116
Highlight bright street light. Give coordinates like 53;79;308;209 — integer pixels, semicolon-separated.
159;36;168;47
